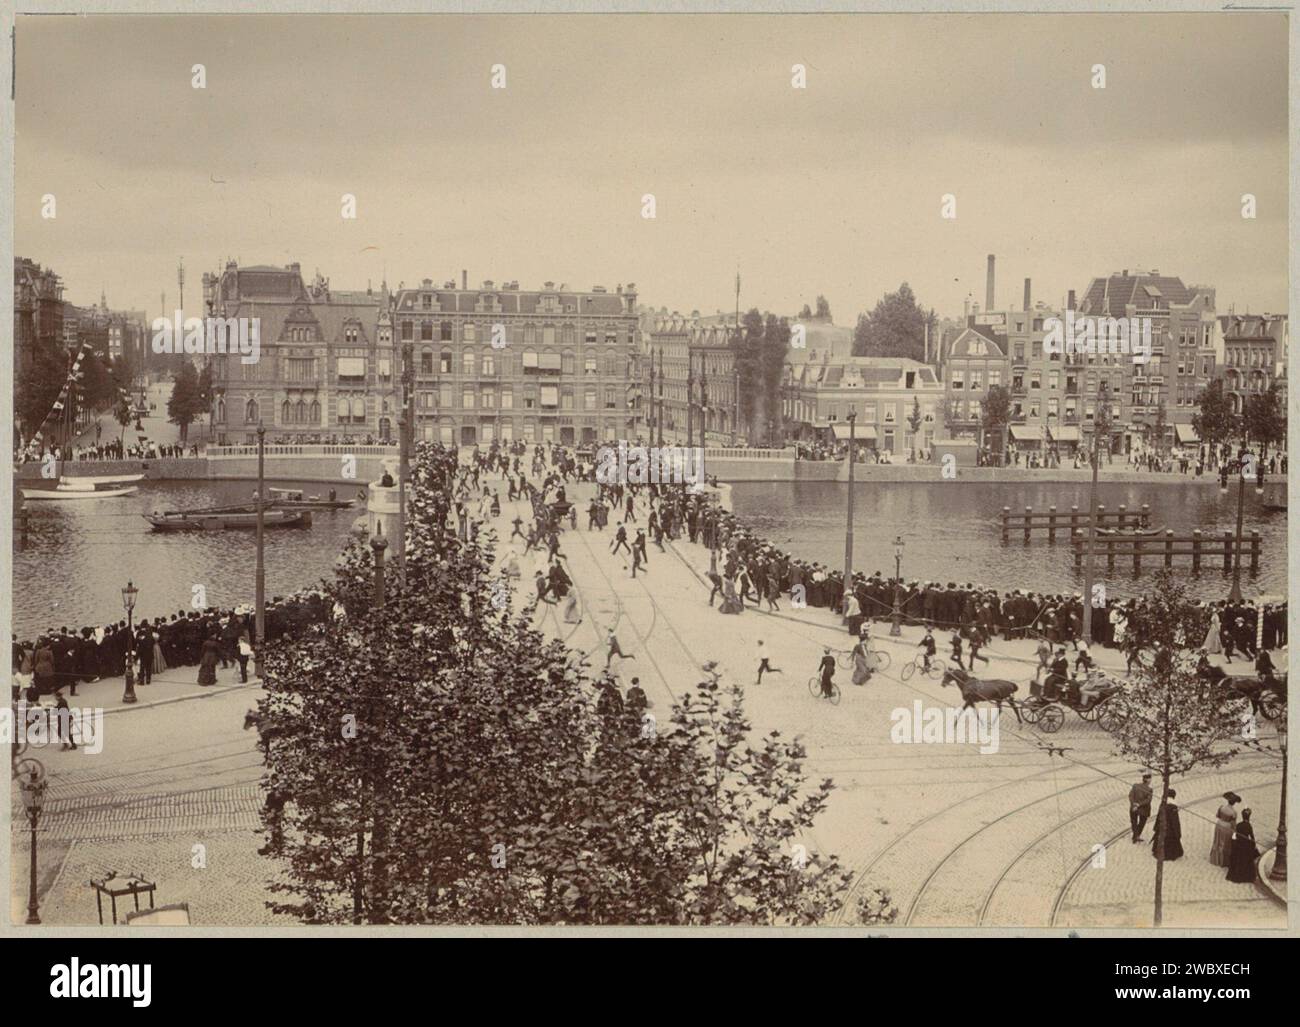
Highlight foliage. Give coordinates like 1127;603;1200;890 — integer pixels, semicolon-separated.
853;283;933;360
1192;379;1238;453
731;309;790;445
1242;382;1285;459
855;887;899;926
256;445;849;925
167;363;204;442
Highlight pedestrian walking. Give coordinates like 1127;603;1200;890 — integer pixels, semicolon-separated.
610;524;631;557
1129;773;1153;842
1210;792;1242;867
1151;790;1184;861
1225;810;1260;883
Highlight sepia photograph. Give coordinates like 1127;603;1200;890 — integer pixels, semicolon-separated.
3;2;1293;958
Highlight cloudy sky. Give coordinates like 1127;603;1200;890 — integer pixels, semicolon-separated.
15;12;1289;323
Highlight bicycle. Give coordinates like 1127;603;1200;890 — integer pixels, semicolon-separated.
837;647;893;673
900;655;941;682
807;676;842;705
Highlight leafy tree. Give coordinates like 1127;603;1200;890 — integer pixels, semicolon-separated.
255;444;850;924
15;340;69;440
167;363;203;443
731;309;790;445
1106;569;1248;926
1192;379;1238;456
113;395;133;443
798;304;813;320
907;397;923;454
981;385;1011;464
814;295;831;319
853;283;932;360
1242;382;1285;460
1144;400;1168;457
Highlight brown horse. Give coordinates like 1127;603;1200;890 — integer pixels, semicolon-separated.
941;666;1022;724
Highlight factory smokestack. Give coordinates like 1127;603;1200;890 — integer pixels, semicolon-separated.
985;254;995;312
1068;289;1076;311
1023;278;1031;311
461;269;468;290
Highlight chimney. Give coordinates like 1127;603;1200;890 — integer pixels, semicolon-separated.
461;269;467;290
1023;278;1031;312
1067;289;1076;311
985;254;995;312
963;296;970;323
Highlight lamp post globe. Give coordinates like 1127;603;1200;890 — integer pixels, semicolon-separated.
890;535;905;637
121;579;139;704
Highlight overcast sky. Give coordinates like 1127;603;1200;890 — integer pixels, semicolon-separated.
15;12;1290;323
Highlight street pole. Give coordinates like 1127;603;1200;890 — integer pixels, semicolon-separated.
255;423;266;679
1081;391;1106;643
1270;731;1288;882
371;535;387;610
122;580;138;704
843;412;856;620
891;535;904;637
397;342;413;585
656;344;664;446
686;350;694;449
1228;468;1246;602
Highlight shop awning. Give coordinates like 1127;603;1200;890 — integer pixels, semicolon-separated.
1175;424;1200;443
831;422;878;440
1009;424;1043;441
1051;425;1081;441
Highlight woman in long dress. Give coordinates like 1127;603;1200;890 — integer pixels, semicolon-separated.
1209;792;1241;867
1204;611;1223;654
1225;809;1259;883
152;619;168;675
851;636;873;686
562;590;582;625
197;635;220;686
1151;791;1184;861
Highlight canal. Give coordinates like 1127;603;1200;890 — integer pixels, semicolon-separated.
729;478;1287;603
13;479;364;639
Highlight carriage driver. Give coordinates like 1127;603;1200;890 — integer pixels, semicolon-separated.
1043;647;1071;702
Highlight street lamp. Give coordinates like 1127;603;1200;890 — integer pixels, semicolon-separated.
19;762;47;924
255;423;266;679
890;535;905;637
1225;451;1249;603
843;412;857;617
121;579;139;704
1270;727;1287;883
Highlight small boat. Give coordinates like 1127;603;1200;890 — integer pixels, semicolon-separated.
257;487;355;510
61;473;145;486
23;482;139;501
144;508;313;532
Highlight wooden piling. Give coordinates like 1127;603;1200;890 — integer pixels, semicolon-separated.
1001;506;1010;542
1164;529;1174;568
1133;536;1142;574
1024;506;1032;544
1250;531;1261;574
1223;530;1233;571
1048;505;1057;543
1117;504;1127;530
1192;529;1202;573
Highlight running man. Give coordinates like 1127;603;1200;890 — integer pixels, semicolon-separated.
605;629;636;669
610;524;631;557
756;640;782;685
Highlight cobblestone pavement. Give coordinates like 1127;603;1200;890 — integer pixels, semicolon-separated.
11;686;285;926
493;475;1287;930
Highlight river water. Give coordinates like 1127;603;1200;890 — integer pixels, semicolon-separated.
12;476;1287;639
728;479;1287;603
13;479;364;639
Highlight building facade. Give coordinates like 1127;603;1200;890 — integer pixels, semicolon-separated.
785;356;943;454
14;257;65;380
393;277;641;447
206;261;394;444
1217;313;1288;414
645;312;741;445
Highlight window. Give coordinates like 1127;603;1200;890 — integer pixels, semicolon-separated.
543;326;556;346
584;387;596;411
1047;398;1059;417
482;352;495;376
523;386;537;410
245;399;259;423
585;329;597;345
561;387;574;410
540;384;559;408
1049;371;1059;390
482;387;496;409
281;400;291;423
501;387;512;409
584;352;597;375
378;357;391;379
338;357;365;379
463;323;476;343
309;400;319;423
1014;344;1025;362
462;387;475;409
440;321;452;341
951;370;964;390
605;331;618;345
607;353;620;376
1085;402;1095;421
970;371;983;391
561;350;574;374
604;387;617;409
420;321;433;342
989;369;1001;387
1030;371;1042;390
439;382;453;408
401;321;413;341
523;350;539;372
421;349;433;375
462;351;475;375
1012;371;1024;391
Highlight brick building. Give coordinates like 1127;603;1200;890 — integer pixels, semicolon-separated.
1217;313;1288;415
392;276;641;447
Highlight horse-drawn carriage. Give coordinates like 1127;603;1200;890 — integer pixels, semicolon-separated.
1018;673;1125;733
1219;670;1287;721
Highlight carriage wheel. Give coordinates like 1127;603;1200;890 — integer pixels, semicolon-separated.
900;661;916;682
872;650;892;673
1097;703;1124;732
1038;704;1065;733
1019;700;1041;724
1259;690;1283;721
1078;702;1101;722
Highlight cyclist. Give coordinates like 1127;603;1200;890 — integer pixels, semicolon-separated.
919;626;936;672
818;648;837;699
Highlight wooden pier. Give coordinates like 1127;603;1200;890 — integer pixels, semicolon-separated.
1001;504;1151;543
1070;528;1262;575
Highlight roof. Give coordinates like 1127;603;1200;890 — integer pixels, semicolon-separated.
1077;273;1195;317
948;326;1006;359
1219;314;1287;340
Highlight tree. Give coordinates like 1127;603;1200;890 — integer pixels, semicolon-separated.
1192;379;1238;457
1144;400;1168;457
853;283;930;360
256;444;851;924
798;304;813;319
814;295;831;319
1242;382;1285;460
731;309;790;445
907;396;923;456
15;340;69;441
113;395;133;444
167;363;203;443
1106;570;1248;926
981;385;1011;465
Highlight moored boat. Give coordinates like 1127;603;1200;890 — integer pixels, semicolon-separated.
143;508;313;532
257;486;355;510
23;483;139;500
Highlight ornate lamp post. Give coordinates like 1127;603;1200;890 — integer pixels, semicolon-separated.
1270;725;1287;882
19;762;47;924
843;412;857;619
121;580;139;704
890;535;905;637
255;423;266;678
1223;449;1249;603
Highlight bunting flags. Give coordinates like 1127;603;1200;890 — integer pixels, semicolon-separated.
14;339;98;470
